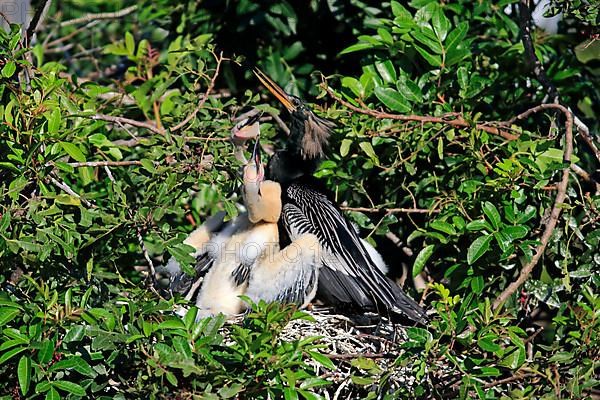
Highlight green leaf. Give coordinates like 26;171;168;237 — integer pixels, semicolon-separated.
340;139;352;157
377;28;393;44
0;346;26;364
359;142;379;165
38;340;54;364
157;319;186;330
339;42;373;55
2;61;16;78
413;244;435;277
45;388;60;400
0;307;19;326
307;351;335;370
412;28;443;54
467;235;492;265
396;77;423;103
470;275;484;294
430;220;456;235
60;142;86;163
413;44;442;67
432;6;450;41
63;325;85;343
18;355;32;395
140;159;156;173
374;87;411;113
341;76;363;97
446;22;469;51
478;335;501;353
125;32;135;56
502;225;528;240
52;380;86;396
47;108;61;134
466;219;493;232
374;59;396;83
482;201;501;230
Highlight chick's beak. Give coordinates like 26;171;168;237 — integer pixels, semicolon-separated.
252;136;262;174
254;68;296;112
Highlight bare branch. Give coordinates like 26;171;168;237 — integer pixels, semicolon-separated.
59;5;138;27
48;174;93;207
63;161;142;167
493;103;574;310
90;114;164;135
340;206;439;214
324;86;519;141
573;113;600;163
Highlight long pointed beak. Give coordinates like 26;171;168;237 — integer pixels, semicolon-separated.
252;135;261;166
253;68;296;112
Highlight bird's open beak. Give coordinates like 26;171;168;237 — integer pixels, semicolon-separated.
231;114;261;143
254;68;296;112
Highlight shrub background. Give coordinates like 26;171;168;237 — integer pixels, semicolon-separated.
0;0;598;398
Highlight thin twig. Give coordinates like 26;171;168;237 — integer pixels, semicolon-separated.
483;373;537;389
572;113;600;163
324;86;519;141
61;161;142;168
493;103;573;310
48;174;93;207
325;352;395;360
134;221;158;291
90;114;164;135
59;5;138;27
171;52;225;132
340;206;439;214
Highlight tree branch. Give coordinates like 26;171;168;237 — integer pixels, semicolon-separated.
324;86;519;141
90;114;164;135
340;206;439;214
59;5;138;27
62;161;142;167
493;103;573;310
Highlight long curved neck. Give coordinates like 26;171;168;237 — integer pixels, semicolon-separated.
266;150;321;184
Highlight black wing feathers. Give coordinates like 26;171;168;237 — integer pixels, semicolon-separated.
282;181;428;323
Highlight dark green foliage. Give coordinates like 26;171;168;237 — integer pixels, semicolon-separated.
1;0;599;398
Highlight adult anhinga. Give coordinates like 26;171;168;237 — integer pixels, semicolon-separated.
254;69;428;324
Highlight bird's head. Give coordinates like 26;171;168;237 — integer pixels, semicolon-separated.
254;68;334;160
231;112;262;164
231;112;261;146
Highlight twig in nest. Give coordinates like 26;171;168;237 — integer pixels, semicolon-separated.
493;103;573;310
171;52;226;132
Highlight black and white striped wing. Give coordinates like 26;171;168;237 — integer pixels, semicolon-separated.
282;183;427;323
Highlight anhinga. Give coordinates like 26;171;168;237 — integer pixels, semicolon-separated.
254;69;428;324
167;117;320;316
